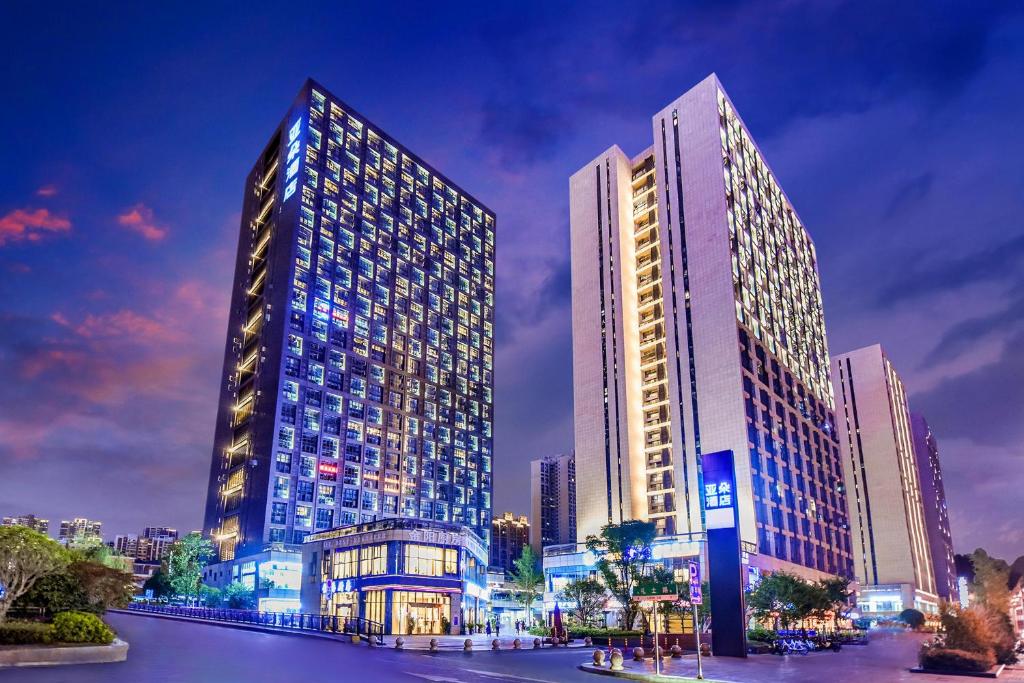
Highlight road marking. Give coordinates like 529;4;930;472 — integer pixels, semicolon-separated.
464;668;560;683
404;674;465;682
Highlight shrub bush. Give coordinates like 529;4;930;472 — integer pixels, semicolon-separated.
0;622;54;645
747;626;776;642
920;647;994;673
941;606;995;657
566;627;643;638
51;611;115;645
898;608;926;630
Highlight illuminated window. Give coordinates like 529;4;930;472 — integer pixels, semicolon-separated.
360;544;387;575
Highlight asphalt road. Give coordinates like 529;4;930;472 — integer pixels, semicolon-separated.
2;613;1004;683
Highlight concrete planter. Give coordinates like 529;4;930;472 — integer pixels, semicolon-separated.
0;638;129;667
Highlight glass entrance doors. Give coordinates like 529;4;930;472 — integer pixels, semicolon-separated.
391;591;451;635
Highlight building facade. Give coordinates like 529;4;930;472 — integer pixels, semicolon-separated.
832;345;937;615
59;518;102;543
568;74;853;582
202;79;496;569
301;519;488;635
2;514;49;534
115;527;178;562
910;413;956;601
529;452;576;556
489;512;529;573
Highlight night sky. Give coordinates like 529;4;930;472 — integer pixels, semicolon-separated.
1;2;1021;559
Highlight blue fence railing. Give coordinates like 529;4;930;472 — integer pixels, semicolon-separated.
127;603;384;644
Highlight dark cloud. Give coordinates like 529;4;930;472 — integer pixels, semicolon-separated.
876;234;1024;306
479;98;573;170
923;291;1024;365
911;330;1024;446
883;172;934;219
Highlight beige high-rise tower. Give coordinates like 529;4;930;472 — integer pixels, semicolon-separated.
569;74;853;579
832;344;938;615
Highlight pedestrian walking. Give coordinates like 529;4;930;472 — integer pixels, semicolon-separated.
495;620;500;637
486;621;492;637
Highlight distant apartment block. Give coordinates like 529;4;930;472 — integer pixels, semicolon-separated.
59;518;102;543
2;514;49;535
832;345;937;615
116;527;179;562
568;74;853;581
529;452;576;556
489;512;529;573
143;527;178;540
911;413;957;601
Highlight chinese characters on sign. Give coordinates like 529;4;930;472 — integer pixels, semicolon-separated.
321;578;354;595
283;118;302;201
704;480;733;509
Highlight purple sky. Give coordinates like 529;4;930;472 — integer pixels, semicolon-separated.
0;2;1021;559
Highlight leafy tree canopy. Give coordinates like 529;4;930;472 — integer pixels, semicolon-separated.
0;526;70;622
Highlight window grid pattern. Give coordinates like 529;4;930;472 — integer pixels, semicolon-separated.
267;85;496;546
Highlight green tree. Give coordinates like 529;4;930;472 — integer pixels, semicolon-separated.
222;581;255;609
678;579;712;632
817;576;854;630
166;533;214;603
560;577;607;627
143;568;174;599
970;549;1011;614
0;526;70;622
12;571;89;616
746;571;820;629
898;608;926;630
70;561;135;611
200;584;223;607
585;520;656;630
509;546;543;624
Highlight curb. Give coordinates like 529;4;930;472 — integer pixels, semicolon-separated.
0;638;129;668
577;661;725;683
110;610;361;645
909;664;1005;679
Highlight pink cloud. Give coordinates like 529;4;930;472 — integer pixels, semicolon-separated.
117;203;167;241
0;208;71;246
52;308;181;344
36;185;58;197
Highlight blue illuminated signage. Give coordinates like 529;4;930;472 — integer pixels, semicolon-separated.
321;578;354;596
704;480;732;510
702;450;736;511
283;118;302;202
688;560;703;605
702;450;738;530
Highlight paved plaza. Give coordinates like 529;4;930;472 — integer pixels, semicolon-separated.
3;613;1022;683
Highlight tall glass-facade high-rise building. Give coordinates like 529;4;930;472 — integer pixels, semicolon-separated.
568;74;853;580
910;413;956;602
203;79;496;565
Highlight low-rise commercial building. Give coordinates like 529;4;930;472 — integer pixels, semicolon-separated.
301;519;488;635
202;546;303;612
